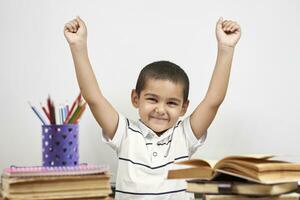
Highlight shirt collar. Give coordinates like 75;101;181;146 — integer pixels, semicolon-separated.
137;119;177;139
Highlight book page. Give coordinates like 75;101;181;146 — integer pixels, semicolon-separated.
174;159;213;168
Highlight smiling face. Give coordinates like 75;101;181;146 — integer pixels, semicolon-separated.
131;78;189;136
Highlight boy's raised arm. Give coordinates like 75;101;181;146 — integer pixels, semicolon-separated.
190;18;241;139
64;17;118;140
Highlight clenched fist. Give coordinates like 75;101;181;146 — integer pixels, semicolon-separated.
64;16;87;46
216;17;241;48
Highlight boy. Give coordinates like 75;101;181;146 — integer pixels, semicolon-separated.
64;17;241;200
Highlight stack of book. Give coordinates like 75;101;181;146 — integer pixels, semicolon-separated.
1;164;111;200
167;155;300;199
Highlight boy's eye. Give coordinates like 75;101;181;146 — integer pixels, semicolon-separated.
147;98;157;102
168;102;178;106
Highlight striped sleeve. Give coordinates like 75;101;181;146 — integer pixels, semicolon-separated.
100;112;127;153
182;116;207;155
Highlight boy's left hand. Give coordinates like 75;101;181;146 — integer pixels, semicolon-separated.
216;17;241;48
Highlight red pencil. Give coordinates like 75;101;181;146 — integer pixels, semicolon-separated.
64;93;81;124
47;96;54;124
41;103;51;122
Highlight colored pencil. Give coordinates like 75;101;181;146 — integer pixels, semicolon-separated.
68;102;82;124
64;93;81;124
28;102;47;125
74;103;87;123
31;93;86;125
41;103;51;122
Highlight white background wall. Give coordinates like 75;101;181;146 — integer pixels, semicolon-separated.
1;0;300;181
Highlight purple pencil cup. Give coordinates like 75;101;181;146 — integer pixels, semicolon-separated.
42;124;79;167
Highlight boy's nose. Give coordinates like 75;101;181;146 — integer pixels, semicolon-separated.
154;104;165;114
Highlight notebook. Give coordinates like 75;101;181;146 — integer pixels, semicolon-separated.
3;164;109;177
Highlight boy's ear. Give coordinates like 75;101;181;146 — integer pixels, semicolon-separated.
131;89;139;108
180;100;189;116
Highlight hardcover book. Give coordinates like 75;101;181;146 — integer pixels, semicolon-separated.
167;155;300;184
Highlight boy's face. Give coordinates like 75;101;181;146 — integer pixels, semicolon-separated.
131;78;189;135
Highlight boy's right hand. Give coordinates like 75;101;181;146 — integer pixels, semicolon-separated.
64;16;87;46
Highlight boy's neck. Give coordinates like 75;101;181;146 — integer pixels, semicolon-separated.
139;119;169;137
154;129;168;137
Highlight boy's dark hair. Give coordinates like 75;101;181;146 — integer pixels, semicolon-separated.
135;61;189;102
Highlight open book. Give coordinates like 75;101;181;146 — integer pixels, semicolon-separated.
203;193;300;200
167;155;300;184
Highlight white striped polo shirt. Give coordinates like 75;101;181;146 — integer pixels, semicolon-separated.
101;113;207;200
